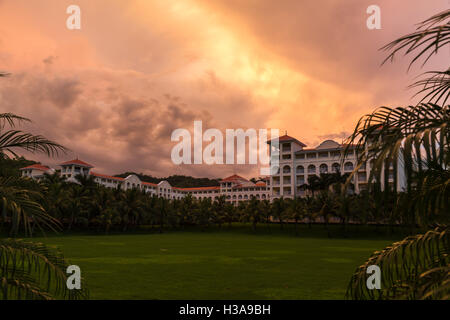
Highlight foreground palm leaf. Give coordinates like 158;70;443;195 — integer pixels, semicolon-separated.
0;176;61;236
346;227;450;300
0;113;68;159
382;9;450;105
346;8;450;300
0;239;89;300
410;70;450;105
381;9;450;69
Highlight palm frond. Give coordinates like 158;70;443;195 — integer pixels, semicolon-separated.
344;103;449;225
410;69;450;105
0;130;69;158
0;113;31;129
346;226;450;300
0;176;61;236
0;239;89;300
381;9;450;70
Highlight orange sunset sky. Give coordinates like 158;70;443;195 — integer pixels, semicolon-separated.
0;0;448;178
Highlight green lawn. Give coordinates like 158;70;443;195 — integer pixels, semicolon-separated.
34;226;400;300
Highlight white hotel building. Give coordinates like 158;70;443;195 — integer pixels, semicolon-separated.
20;135;403;203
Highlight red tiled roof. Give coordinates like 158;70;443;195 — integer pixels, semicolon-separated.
255;182;266;187
176;186;220;191
20;164;50;171
221;174;248;183
267;134;307;147
90;172;124;181
142;181;158;187
60;159;94;168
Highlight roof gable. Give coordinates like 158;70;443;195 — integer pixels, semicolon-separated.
60;159;94;168
20;164;50;172
267;134;307;147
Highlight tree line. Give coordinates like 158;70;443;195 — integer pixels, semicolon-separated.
0;167;425;237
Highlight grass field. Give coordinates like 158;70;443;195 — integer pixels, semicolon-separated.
34;225;402;300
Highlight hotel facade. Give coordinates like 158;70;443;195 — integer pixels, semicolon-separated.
20;135;404;204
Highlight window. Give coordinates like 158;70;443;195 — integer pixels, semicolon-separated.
358;172;367;182
332;163;340;173
296;166;304;174
344;162;354;171
319;164;328;174
282;165;291;174
330;151;341;157
282;143;291;152
308;165;316;174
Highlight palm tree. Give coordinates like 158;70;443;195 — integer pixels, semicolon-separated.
287;197;305;236
258;200;272;231
305;175;321;197
244;197;262;232
41;173;69;225
212;195;227;228
65;184;89;230
0;72;87;299
271;198;287;229
0;111;68;234
0;176;59;236
346;9;450;300
224;201;236;228
119;188;145;231
314;191;336;237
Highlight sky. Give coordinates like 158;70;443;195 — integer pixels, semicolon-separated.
0;0;448;179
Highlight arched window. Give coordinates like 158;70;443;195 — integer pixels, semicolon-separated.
283;165;291;174
232;195;236;199
319;164;328;174
308;165;316;174
238;195;242;199
296;165;304;174
332;163;340;173
344;162;354;171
